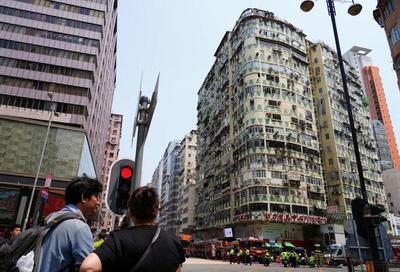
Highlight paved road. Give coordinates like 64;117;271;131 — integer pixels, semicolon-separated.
182;258;400;272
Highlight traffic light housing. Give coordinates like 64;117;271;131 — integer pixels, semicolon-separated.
365;203;387;224
105;159;135;216
351;197;368;238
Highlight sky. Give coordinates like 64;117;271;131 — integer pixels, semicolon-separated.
112;0;400;185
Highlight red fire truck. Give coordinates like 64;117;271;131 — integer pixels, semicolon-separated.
239;238;267;263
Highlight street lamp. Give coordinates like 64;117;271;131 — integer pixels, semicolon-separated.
22;93;59;231
300;1;387;271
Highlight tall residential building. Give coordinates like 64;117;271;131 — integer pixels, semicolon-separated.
362;65;400;169
343;46;372;95
100;113;122;232
150;159;163;197
195;8;326;246
344;46;400;170
372;120;394;170
159;141;181;234
309;43;387;219
373;0;400;90
0;0;117;176
176;130;197;235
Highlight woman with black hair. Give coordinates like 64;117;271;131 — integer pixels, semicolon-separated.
80;186;185;272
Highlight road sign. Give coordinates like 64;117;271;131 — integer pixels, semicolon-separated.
345;219;394;262
327;205;338;214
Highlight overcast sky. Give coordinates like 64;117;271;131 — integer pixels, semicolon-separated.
112;0;400;185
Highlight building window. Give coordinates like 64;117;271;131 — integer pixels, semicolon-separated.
383;0;397;20
390;25;400;46
390;202;394;207
109;152;114;158
328;158;333;165
272;114;281;121
388;193;392;198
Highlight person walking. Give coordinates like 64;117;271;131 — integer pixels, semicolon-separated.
0;224;21;246
229;248;235;264
37;176;102;272
244;249;252;265
80;186;185;272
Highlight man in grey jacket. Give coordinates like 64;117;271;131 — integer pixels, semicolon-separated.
37;176;102;272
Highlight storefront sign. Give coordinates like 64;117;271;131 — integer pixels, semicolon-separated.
44;174;53;188
233;211;327;225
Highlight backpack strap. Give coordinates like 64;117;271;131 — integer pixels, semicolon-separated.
129;226;161;272
33;212;83;272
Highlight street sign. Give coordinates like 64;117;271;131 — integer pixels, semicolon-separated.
44;174;52;188
345;219;394;262
327;205;338;214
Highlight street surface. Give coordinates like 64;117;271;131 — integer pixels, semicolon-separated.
183;258;400;272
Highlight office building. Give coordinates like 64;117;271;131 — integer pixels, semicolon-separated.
0;0;117;230
0;0;117;175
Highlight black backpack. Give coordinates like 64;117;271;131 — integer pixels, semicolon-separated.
0;212;83;272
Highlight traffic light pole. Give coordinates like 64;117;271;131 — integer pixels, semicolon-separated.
131;74;159;194
132;96;150;193
326;1;386;271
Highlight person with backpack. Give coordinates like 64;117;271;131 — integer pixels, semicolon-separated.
36;176;102;271
80;186;185;272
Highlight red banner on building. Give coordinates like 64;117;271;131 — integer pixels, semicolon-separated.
233;211;327;225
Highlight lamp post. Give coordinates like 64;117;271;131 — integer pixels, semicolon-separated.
300;1;387;271
22;93;58;231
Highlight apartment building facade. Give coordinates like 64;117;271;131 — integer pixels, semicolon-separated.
0;0;117;175
195;8;326;246
344;46;400;170
150;160;163;197
176;130;197;235
374;0;400;90
362;65;400;169
99;113;122;232
372;120;395;170
382;169;400;216
309;43;387;220
159;141;181;234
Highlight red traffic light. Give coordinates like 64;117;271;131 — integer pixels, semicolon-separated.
120;166;133;179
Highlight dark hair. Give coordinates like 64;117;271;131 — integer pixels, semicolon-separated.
98;232;106;239
10;224;21;231
128;186;159;221
65;175;102;205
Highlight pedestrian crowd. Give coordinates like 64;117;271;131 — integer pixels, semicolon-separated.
0;176;185;272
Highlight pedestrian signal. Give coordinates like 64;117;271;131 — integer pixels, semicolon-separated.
105;159;135;216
